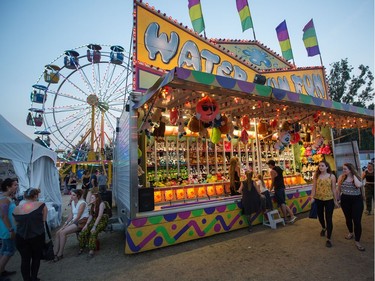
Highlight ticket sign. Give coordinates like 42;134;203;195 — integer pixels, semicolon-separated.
134;2;327;98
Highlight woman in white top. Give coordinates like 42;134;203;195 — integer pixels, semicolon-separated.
53;189;89;261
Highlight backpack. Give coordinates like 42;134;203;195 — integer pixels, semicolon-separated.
103;201;112;218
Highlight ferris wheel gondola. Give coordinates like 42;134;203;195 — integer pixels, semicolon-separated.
27;44;132;162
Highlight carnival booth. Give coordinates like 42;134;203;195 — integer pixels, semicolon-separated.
113;1;374;254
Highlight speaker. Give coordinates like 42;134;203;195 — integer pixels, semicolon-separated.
253;74;267;85
138;188;154;212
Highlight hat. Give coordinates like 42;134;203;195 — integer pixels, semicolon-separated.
266;160;275;166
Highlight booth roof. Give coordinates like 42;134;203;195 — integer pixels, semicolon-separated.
134;67;374;129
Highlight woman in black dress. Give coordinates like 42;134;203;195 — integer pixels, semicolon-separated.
239;171;262;232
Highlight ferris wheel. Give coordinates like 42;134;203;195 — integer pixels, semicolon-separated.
27;44;132;162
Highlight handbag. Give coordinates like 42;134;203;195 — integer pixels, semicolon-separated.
309;201;318;219
42;222;55;261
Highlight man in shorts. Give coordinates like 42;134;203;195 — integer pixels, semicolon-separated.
267;160;297;224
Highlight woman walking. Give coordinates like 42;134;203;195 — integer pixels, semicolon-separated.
361;162;374;215
13;188;47;281
337;163;365;251
310;161;339;248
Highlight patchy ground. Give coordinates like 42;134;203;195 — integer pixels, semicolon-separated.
6;195;374;281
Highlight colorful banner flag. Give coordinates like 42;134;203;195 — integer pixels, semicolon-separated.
302;19;320;57
276;20;293;61
236;0;254;32
188;0;205;34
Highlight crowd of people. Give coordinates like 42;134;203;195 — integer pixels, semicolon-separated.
0;168;110;281
0;160;372;280
228;156;373;251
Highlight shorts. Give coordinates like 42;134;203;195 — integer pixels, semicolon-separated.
0;238;16;256
274;188;286;207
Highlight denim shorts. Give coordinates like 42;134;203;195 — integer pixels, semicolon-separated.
274;188;286;206
0;239;16;256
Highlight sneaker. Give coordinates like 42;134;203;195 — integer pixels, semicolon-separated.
288;216;297;224
320;228;326;237
326;240;332;248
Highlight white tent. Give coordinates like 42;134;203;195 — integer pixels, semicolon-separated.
0;114;61;227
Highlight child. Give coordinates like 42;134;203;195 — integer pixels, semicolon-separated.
256;174;273;212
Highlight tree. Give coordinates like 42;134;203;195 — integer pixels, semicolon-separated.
328;58;374;108
327;58;374;150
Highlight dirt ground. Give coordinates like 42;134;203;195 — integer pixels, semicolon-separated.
6;194;374;281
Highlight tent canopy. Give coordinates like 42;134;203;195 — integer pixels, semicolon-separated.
0;114;61;227
134;67;373;129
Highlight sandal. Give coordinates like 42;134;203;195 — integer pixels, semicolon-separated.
345;233;354;240
53;255;63;262
355;243;365;251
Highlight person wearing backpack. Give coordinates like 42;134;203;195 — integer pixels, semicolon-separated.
77;193;108;258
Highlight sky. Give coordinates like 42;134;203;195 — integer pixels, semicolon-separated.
0;0;373;146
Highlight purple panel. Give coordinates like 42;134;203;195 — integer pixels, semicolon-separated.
176;67;192;80
132;217;148;227
178;211;191;219
237;80;255;93
286;91;300;102
322;99;332;108
216;205;227;212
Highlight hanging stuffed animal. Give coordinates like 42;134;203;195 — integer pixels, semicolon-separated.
177;116;186;139
290;132;301;144
153;116;166;142
279;131;291;146
187;116;201;132
210;127;221;144
225;115;235;141
219;114;229;134
139;118;154;139
241;115;251;130
258;121;269;135
169;108;178;125
196;96;220;123
240;129;249;144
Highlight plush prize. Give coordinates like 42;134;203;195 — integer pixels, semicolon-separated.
274;140;285;151
187;116;201;132
196;96;220;123
281;121;291;132
219;114;230;134
210;127;221;144
240;129;249;144
290;132;301;144
279;131;291;146
177;116;186;139
258;121;268;135
241;115;251;130
225;115;235;141
169;108;178;125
